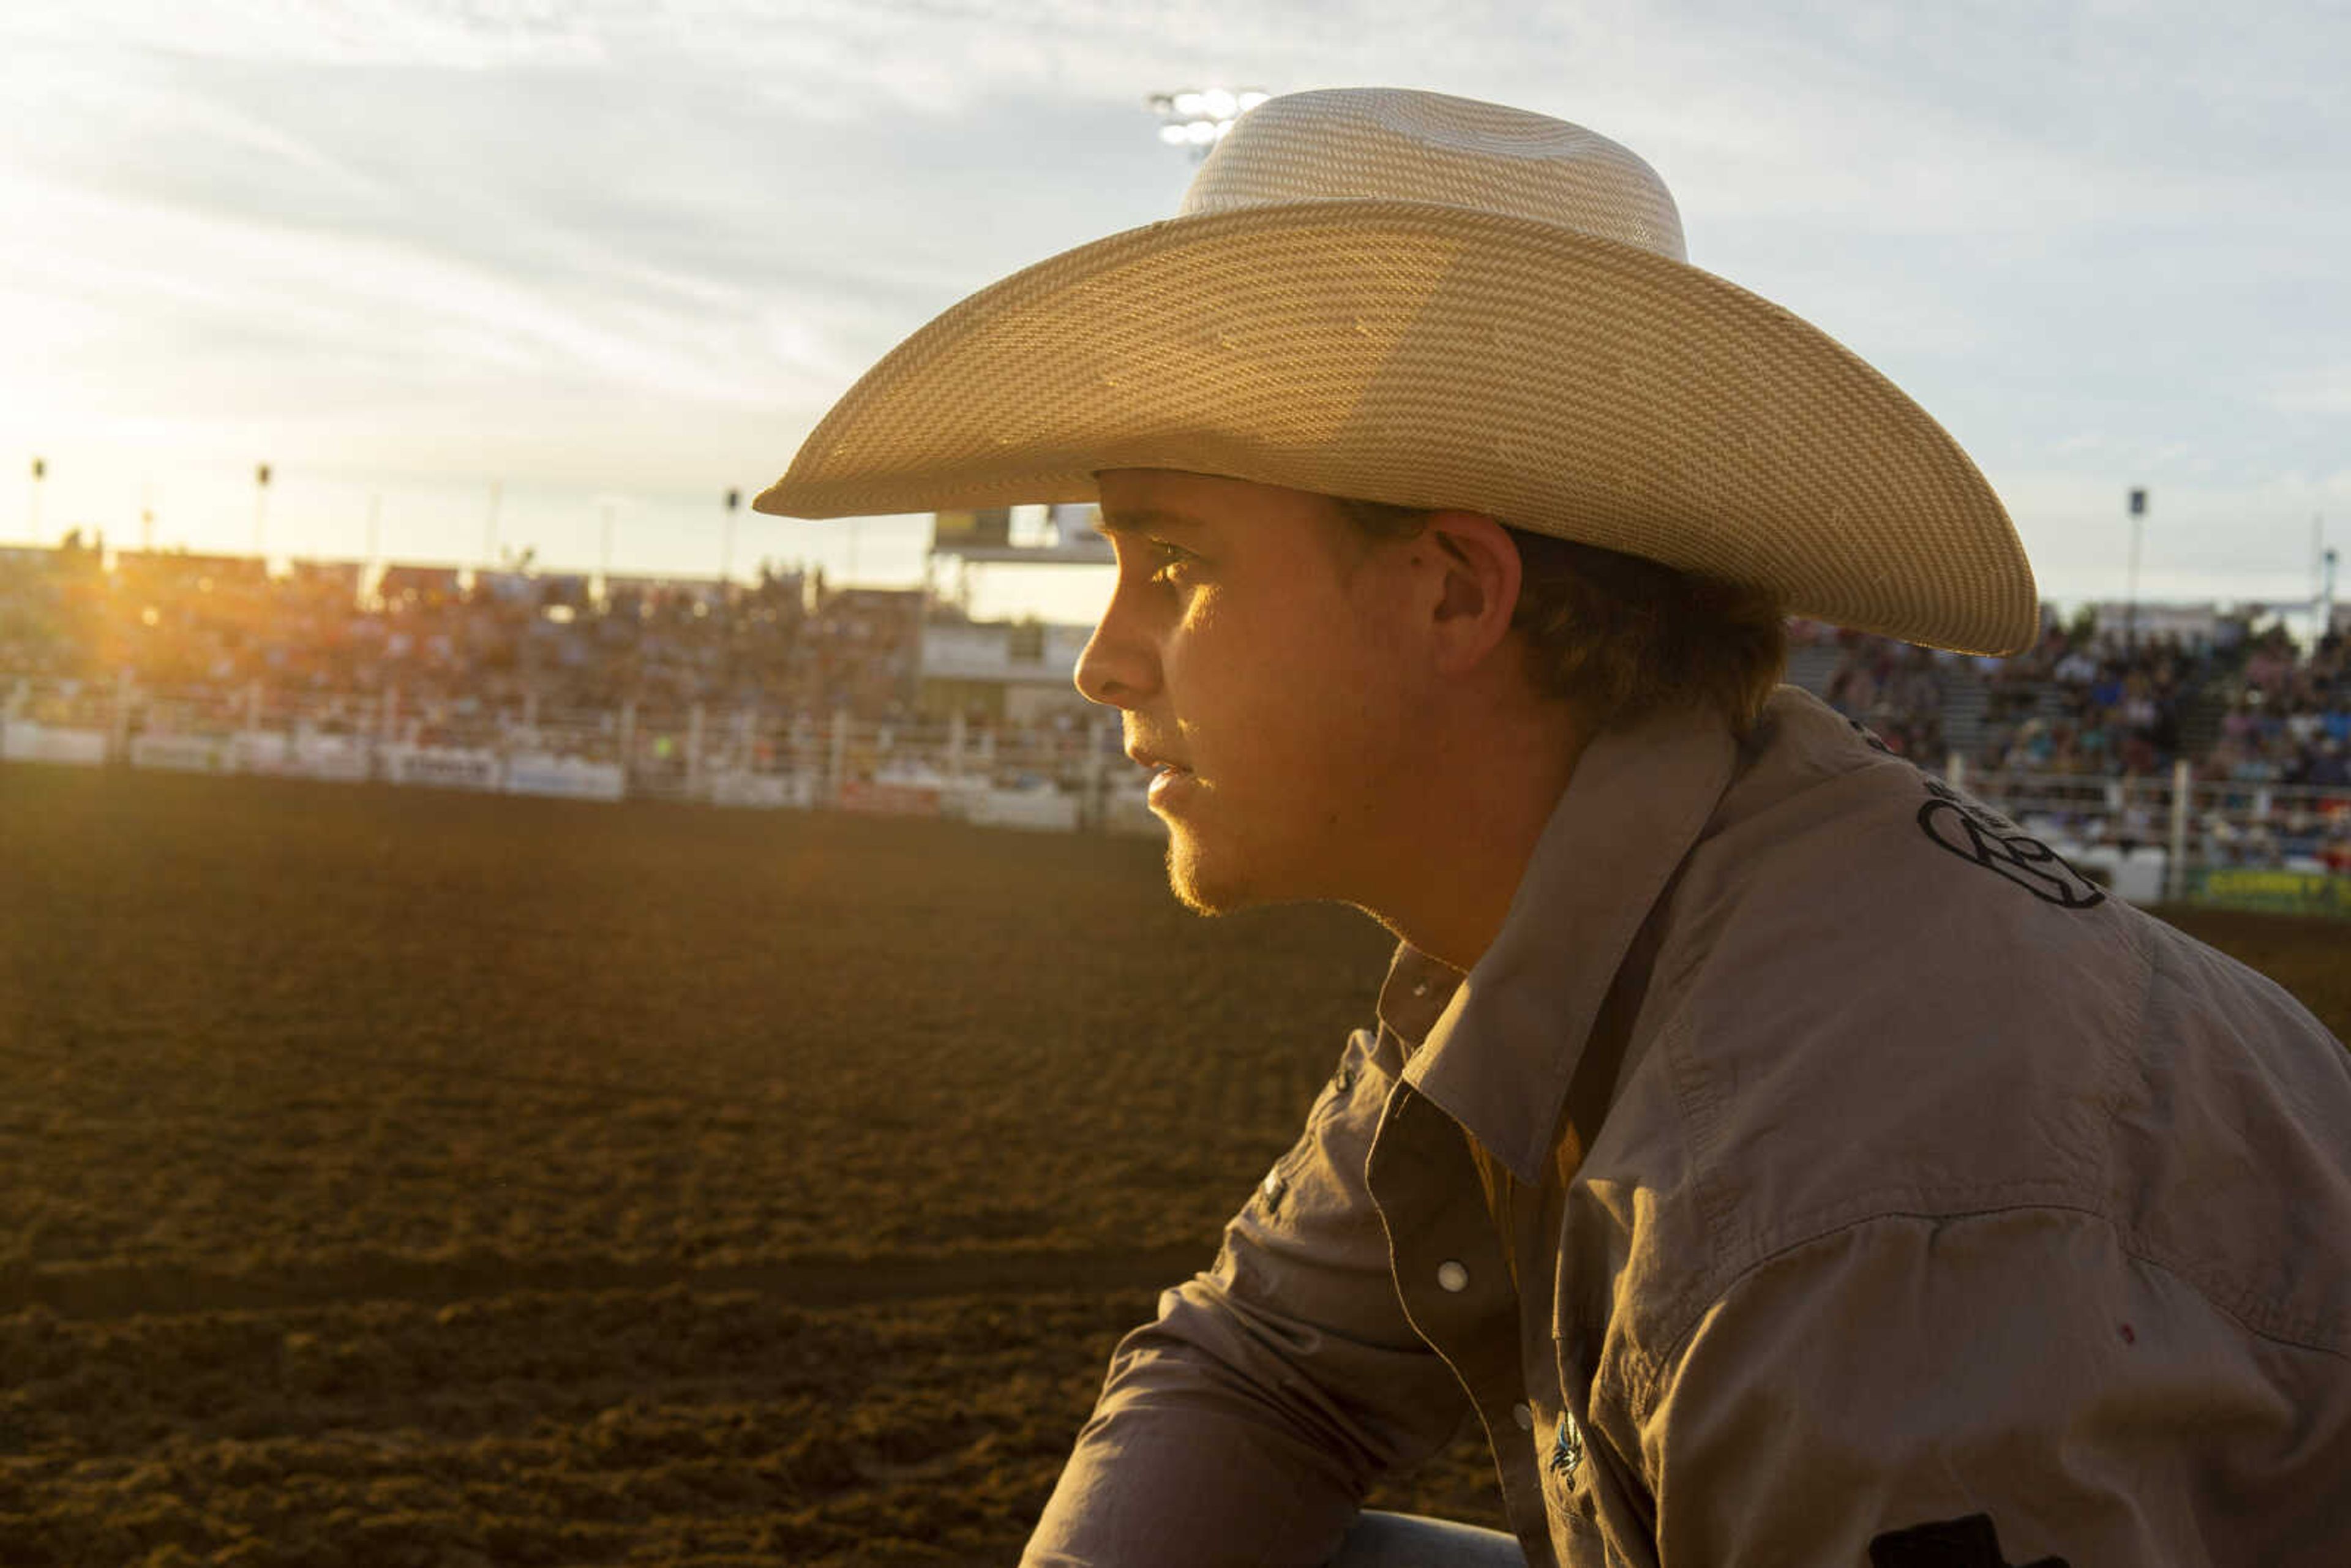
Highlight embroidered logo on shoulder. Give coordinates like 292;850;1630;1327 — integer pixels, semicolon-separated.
1916;777;2105;909
1869;1512;2068;1567
1845;715;1896;756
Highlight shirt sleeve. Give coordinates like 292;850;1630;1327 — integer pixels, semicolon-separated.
1637;1205;2295;1567
1022;1029;1472;1568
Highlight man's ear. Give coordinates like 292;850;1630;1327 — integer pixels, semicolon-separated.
1416;510;1522;677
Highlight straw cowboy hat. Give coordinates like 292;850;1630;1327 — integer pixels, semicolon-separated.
756;88;2038;655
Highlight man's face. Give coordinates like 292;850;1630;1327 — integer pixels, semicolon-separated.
1075;469;1422;916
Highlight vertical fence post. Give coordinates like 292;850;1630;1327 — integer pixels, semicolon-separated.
947;710;965;784
1085;715;1111;831
111;668;134;763
618;700;636;797
686;703;706;801
2167;757;2192;905
828;708;850;808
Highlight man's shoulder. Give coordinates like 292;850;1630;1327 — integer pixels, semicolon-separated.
1656;693;2161;1082
1599;698;2351;1359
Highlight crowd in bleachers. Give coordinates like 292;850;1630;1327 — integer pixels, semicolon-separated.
1;535;926;734
6;536;2347;793
1793;609;2349;787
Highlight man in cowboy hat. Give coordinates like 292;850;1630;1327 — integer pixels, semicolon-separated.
758;89;2351;1568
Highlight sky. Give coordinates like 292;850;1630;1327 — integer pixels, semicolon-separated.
4;0;2347;627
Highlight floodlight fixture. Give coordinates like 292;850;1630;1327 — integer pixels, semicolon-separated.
1147;85;1273;162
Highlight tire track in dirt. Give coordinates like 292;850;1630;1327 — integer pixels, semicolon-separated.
0;1244;1209;1322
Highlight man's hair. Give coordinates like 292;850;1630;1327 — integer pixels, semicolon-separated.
1332;498;1788;736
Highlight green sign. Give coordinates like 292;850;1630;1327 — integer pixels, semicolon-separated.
2189;867;2351;920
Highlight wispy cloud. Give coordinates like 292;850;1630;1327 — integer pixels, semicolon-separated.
3;0;2345;600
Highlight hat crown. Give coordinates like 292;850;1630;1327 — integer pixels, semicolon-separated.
1180;88;1688;264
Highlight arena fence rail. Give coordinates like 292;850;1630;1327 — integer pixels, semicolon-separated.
9;672;2349;895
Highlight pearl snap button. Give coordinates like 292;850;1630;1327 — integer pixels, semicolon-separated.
1512;1402;1534;1431
1412;980;1430;997
1436;1260;1469;1292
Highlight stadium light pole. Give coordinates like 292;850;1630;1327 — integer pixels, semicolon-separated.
2124;486;2147;651
599;502;615;596
29;456;43;540
2323;547;2339;643
722;487;740;585
254;462;272;561
1147;87;1272;163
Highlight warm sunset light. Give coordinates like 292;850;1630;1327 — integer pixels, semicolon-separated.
4;4;2345;612
5;7;2349;1562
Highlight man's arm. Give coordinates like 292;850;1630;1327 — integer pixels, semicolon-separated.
1633;1206;2350;1566
1024;1028;1471;1568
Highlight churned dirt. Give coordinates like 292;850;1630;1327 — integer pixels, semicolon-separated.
2;766;2344;1565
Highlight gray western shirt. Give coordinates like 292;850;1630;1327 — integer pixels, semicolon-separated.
1023;686;2351;1567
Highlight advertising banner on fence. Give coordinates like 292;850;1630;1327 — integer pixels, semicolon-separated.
838;779;942;817
0;722;107;767
129;734;235;774
504;754;626;802
290;735;372;782
381;745;501;792
708;772;814;809
2192;867;2351;920
966;785;1081;832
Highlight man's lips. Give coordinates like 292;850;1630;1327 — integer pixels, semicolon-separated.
1128;748;1198;808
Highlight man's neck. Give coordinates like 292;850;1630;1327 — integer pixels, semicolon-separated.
1358;700;1589;973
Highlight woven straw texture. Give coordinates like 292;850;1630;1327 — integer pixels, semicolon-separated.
759;91;2037;656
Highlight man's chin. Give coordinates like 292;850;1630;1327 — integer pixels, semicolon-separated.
1164;832;1256;917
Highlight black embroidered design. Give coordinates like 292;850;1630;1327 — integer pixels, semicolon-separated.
1847;716;1896;756
1869;1512;2068;1567
1916;778;2105;909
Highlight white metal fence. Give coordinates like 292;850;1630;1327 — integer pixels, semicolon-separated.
1951;756;2350;909
0;673;1160;836
9;673;2351;900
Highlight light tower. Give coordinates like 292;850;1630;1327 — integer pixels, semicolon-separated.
2124;486;2147;650
1147;88;1272;162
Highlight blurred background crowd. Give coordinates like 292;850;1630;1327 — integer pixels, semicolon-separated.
5;533;2347;792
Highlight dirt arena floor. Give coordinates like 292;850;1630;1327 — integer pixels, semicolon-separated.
3;765;2345;1565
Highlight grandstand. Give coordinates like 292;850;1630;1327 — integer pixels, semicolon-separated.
3;535;2346;909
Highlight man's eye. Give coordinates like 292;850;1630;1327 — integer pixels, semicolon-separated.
1145;542;1194;584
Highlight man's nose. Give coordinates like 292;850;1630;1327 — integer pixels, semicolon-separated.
1073;602;1159;709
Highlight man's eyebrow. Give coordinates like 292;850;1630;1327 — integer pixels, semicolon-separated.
1092;506;1209;538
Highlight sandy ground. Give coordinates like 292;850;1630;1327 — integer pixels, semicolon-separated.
2;765;2342;1564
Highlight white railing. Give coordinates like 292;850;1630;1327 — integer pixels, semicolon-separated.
10;672;2345;882
1948;754;2351;906
0;672;1160;835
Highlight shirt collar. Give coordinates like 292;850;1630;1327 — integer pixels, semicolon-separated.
1394;700;1741;1184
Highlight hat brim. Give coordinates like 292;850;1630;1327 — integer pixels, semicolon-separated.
757;201;2038;655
